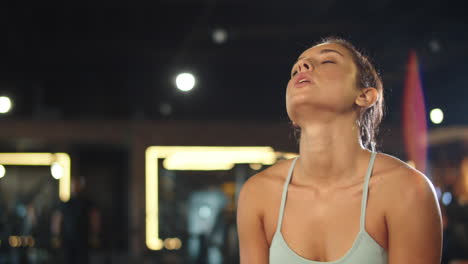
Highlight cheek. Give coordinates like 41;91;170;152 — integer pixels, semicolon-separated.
321;70;357;94
324;67;352;81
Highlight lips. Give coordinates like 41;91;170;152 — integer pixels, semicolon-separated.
293;72;312;87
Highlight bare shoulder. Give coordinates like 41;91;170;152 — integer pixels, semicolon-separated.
240;158;294;197
237;158;297;263
374;153;438;201
374;154;442;263
238;158;295;210
237;158;296;263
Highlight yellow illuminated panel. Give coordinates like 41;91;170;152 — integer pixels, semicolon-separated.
0;153;71;202
145;146;278;250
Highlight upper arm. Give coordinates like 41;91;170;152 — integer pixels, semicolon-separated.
386;169;442;264
237;175;269;264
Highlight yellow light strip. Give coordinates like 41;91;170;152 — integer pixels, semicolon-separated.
162;148;277;171
145;147;163;250
56;154;71;202
163;159;235;171
0;153;71;202
145;146;277;250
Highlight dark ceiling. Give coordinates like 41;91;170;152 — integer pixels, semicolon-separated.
1;0;467;126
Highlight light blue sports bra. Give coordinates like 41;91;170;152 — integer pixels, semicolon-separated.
269;152;388;264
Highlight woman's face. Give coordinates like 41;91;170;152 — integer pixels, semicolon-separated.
286;43;360;125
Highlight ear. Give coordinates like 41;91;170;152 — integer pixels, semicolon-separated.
355;87;379;108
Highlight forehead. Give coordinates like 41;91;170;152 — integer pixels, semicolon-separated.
298;42;352;59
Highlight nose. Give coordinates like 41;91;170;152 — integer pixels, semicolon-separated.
297;59;313;73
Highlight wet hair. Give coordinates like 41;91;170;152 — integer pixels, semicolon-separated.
292;37;385;152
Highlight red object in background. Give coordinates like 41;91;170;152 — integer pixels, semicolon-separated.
402;50;428;173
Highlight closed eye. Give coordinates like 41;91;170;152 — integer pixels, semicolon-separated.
322;60;335;64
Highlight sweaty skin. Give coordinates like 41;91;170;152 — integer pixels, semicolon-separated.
237;43;442;264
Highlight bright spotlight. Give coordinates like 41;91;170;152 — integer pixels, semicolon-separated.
0;165;5;178
175;73;196;92
442;192;452;206
430;108;444;124
51;162;64;179
212;28;227;44
0;96;12;114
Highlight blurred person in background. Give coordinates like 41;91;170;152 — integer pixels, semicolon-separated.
237;37;442;264
51;176;100;264
187;187;228;264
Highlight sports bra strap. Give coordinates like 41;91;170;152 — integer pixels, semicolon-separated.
276;157;299;232
360;152;377;230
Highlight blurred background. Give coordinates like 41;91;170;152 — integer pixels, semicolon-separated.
0;0;467;263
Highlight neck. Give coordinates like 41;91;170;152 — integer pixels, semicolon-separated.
295;118;370;189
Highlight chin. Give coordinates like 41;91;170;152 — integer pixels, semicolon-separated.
287;100;346;123
286;94;313;109
287;98;322;113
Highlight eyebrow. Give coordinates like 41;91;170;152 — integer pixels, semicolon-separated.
319;49;344;57
295;48;345;63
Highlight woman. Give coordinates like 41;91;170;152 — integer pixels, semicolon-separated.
237;38;442;264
